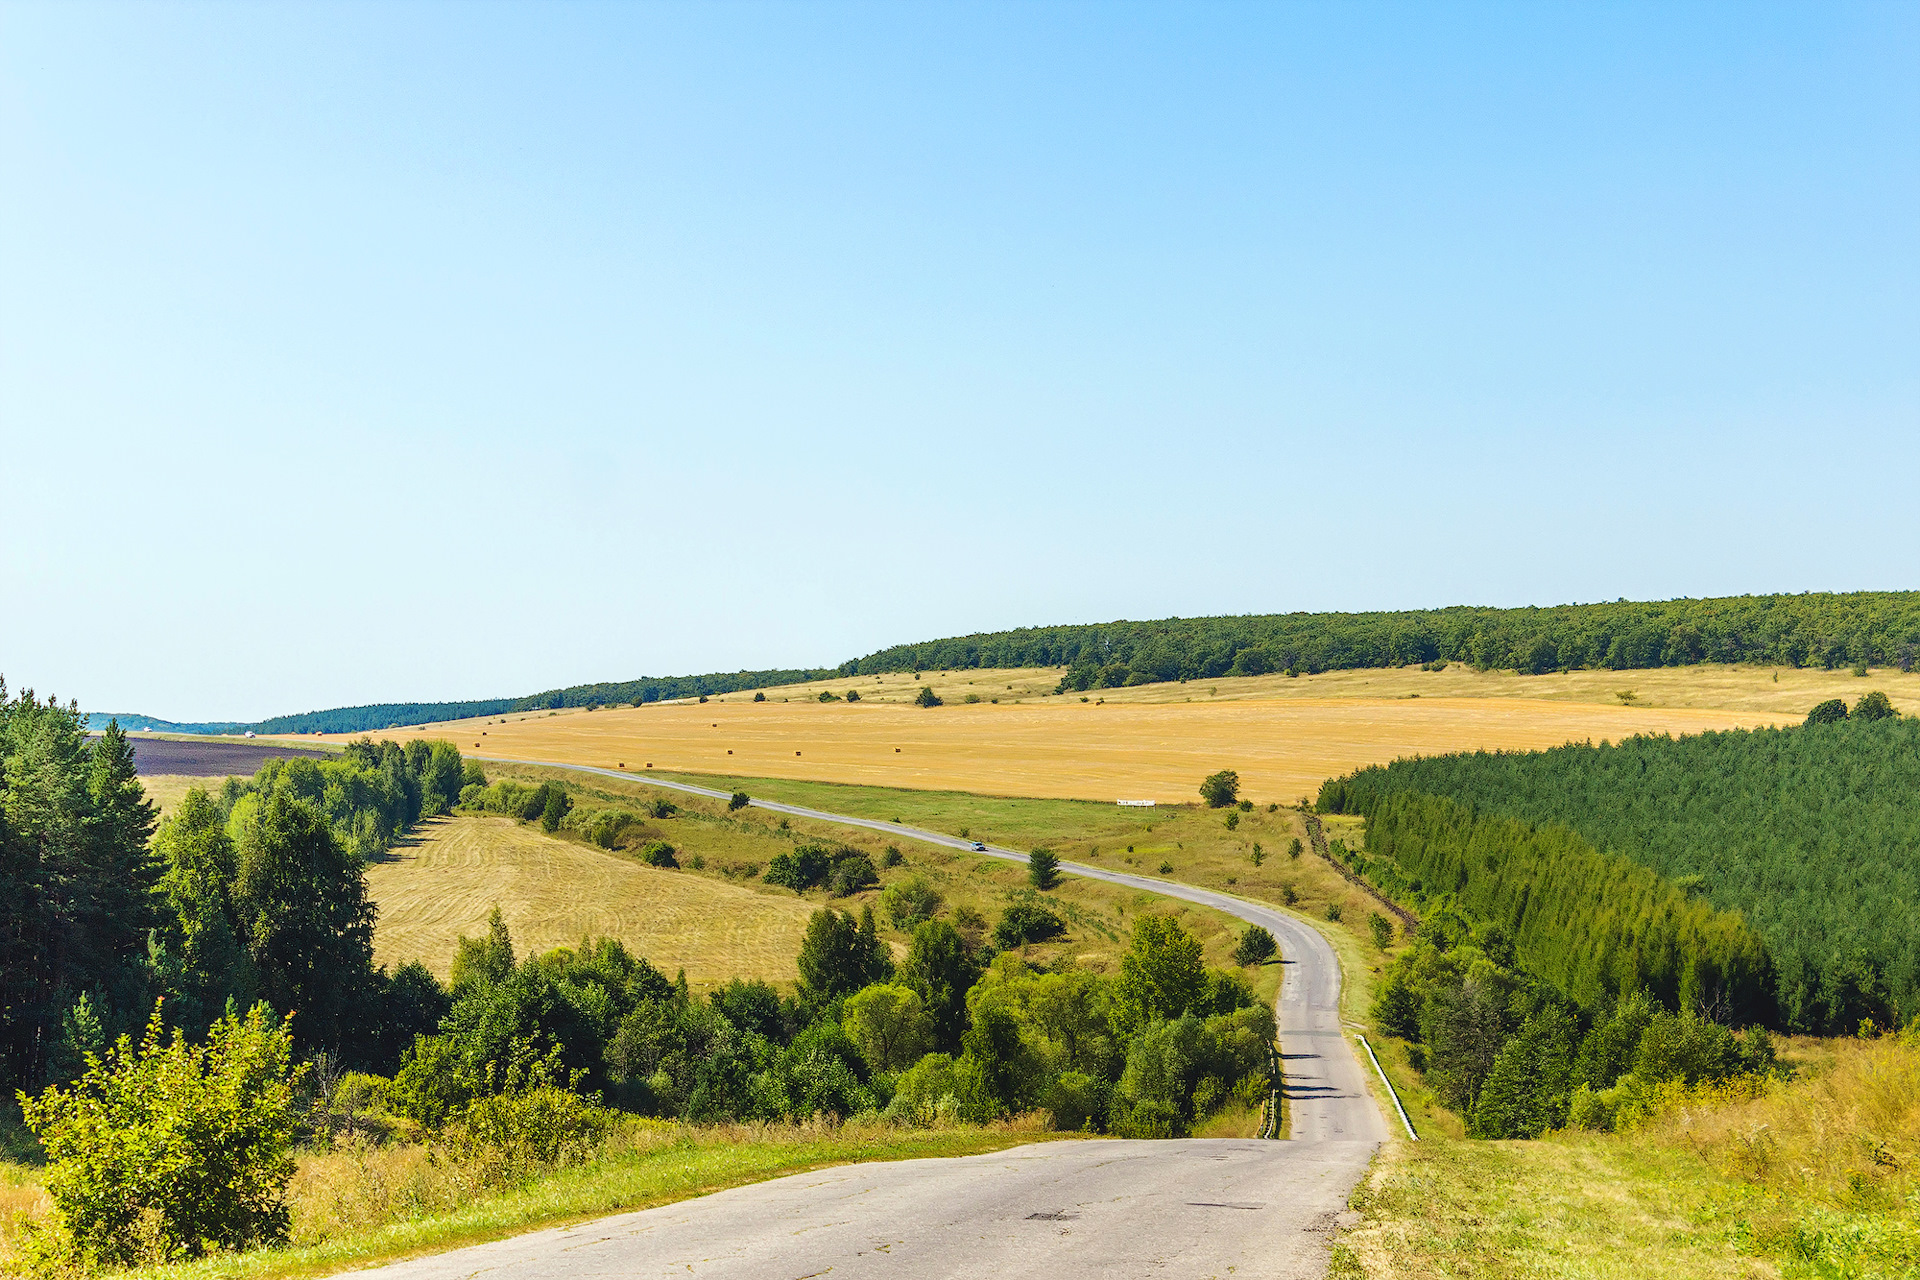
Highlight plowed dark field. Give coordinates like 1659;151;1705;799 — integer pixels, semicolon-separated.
121;737;331;776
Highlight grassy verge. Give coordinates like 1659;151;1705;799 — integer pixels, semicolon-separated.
1336;1034;1920;1278
4;1119;1062;1280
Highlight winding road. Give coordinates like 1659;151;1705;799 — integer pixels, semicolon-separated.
346;762;1390;1280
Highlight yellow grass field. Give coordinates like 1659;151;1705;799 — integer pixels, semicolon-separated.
364;814;818;985
328;691;1798;806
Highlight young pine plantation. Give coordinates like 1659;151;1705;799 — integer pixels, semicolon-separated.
1312;692;1920;1278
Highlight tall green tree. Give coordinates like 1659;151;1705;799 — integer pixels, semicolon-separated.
796;907;891;1006
902;919;981;1051
231;793;377;1056
1113;916;1205;1033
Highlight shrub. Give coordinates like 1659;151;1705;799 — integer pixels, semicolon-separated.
1369;912;1394;950
449;1080;610;1177
637;841;679;869
19;1003;305;1268
1041;1071;1105;1131
846;689;861;702
540;786;571;832
916;686;943;707
1806;698;1849;726
1237;799;1253;812
1199;770;1240;808
728;791;750;811
818;690;839;702
1325;902;1343;922
1287;837;1303;859
1854;690;1898;721
764;843;840;891
1232;925;1277;966
993;902;1067;949
752;691;766;702
1029;848;1060;890
827;852;879;897
881;874;942;930
1224;811;1240;831
1281;883;1298;905
646;798;677;819
881;845;904;868
885;1052;959;1126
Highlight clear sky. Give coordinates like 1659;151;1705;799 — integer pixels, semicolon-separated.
3;2;1915;720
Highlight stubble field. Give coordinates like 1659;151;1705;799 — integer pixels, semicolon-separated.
322;681;1828;805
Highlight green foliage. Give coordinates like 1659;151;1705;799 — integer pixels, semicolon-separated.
1806;698;1849;725
1854;690;1898;721
881;844;903;867
1199;769;1240;808
1322;718;1920;1031
827;852;878;897
902;920;981;1052
1232;925;1277;966
796;907;892;1005
993;901;1066;949
451;907;517;996
842;983;933;1071
1369;911;1395;950
728;791;750;811
880;874;941;930
636;841;679;869
1113;916;1206;1033
1224;811;1240;831
230;791;379;1056
1028;847;1060;890
915;686;943;708
19;1003;304;1268
1469;1007;1578;1138
763;842;834;891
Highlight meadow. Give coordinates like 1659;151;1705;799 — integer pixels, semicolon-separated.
298;661;1889;805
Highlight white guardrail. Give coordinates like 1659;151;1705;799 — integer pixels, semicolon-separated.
1357;1034;1418;1140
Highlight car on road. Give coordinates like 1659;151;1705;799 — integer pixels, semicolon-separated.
969;840;986;851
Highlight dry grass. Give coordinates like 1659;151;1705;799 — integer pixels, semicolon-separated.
135;776;241;820
365;815;819;985
0;1118;1061;1280
315;687;1801;807
1335;1036;1920;1278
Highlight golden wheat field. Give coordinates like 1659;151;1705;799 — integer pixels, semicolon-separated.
364;815;817;985
328;686;1814;806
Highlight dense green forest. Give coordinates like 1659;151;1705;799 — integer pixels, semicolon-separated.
0;679;466;1100
1319;707;1920;1034
845;591;1920;685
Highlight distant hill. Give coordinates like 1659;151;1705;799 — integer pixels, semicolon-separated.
838;590;1920;689
96;590;1920;734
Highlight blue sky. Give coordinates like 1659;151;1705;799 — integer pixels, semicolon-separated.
3;2;1915;720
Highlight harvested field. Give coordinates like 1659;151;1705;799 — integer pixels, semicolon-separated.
365;815;818;986
327;693;1797;807
120;734;331;776
139;774;241;819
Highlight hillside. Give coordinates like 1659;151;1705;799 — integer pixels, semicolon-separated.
104;590;1920;735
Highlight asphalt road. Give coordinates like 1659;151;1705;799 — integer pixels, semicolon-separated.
351;759;1390;1280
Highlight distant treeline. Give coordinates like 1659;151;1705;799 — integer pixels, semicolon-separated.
1318;711;1920;1034
102;591;1920;733
841;591;1920;686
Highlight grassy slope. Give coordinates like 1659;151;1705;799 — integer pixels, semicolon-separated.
1337;1035;1920;1278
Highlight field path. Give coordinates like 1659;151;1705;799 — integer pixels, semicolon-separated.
343;758;1391;1279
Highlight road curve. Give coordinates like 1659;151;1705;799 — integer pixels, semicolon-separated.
353;758;1390;1280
